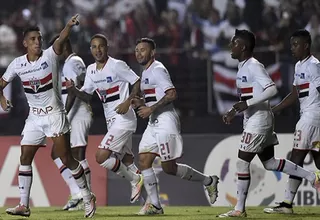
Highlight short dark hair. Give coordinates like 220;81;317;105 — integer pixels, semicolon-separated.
291;29;312;46
235;29;256;52
90;34;108;46
23;26;41;38
136;38;156;50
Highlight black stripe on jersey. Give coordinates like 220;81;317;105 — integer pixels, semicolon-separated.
102;94;120;103
299;91;309;98
145;96;157;103
317;86;320;94
24;83;53;94
240;96;253;101
62;89;68;94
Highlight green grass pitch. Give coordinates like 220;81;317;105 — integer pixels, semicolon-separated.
1;206;320;219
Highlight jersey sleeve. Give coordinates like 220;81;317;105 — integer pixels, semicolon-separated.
153;67;175;92
80;71;97;95
114;60;140;85
44;46;59;63
2;59;18;82
249;63;275;89
308;62;320;88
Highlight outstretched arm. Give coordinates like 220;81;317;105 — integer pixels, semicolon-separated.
0;78;12;111
272;85;298;113
53;14;79;55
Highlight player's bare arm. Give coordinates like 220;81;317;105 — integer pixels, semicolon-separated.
115;79;141;114
138;88;176;119
0;78;12;111
272;85;298;113
222;107;237;125
53;14;79;55
65;89;76;113
65;78;92;103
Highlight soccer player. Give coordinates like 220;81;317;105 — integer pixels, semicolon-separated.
0;15;96;218
264;29;320;214
217;29;320;218
133;38;219;215
65;34;143;203
48;35;92;211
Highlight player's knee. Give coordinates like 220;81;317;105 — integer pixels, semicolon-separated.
122;154;134;166
20;153;33;165
161;161;177;175
95;150;110;164
262;157;278;170
139;154;153;170
236;158;250;173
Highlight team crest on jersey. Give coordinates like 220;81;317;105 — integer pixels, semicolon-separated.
41;62;48;69
106;76;112;83
144;78;149;84
29;77;41;92
242;76;247;82
300;73;305;79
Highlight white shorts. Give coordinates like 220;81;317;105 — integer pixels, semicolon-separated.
21;112;70;146
293;120;320;151
98;128;133;156
139;124;183;162
69;115;92;148
239;130;279;153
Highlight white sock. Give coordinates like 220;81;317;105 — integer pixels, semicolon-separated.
80;159;91;191
263;158;316;182
176;163;212;185
127;163;140;174
235;172;250;212
100;158;140;182
54;158;80;198
284;176;302;204
141;168;161;208
18;165;33;207
70;164;91;202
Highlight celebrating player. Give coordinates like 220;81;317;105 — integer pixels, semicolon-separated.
65;34;143;203
264;29;320;214
0;15;96;218
48;35;92;211
133;38;219;215
217;29;320;218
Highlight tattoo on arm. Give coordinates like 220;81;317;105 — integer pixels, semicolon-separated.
150;89;176;112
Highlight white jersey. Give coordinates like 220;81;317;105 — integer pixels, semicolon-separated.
81;56;139;128
61;53;91;120
141;60;179;127
236;57;275;133
293;55;320;125
2;46;63;116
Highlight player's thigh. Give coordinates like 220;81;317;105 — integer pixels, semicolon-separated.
155;132;183;162
70;117;92;148
21;115;46;146
139;125;159;155
99;128;133;154
239;130;277;154
293;120;314;150
44;112;70;138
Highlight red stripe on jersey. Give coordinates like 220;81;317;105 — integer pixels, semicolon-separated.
144;88;156;94
22;73;52;86
62;81;66;87
240;87;253;94
299;83;309;90
106;85;119;94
